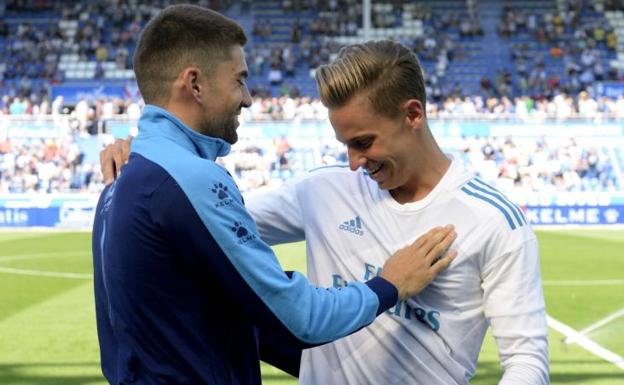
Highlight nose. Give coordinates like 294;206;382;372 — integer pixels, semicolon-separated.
241;85;252;108
347;146;366;171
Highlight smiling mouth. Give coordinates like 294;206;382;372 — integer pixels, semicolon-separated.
367;163;383;176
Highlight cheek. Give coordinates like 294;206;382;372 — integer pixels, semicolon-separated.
385;154;407;178
235;87;245;104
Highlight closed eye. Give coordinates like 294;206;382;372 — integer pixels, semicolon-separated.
350;137;374;150
236;70;249;87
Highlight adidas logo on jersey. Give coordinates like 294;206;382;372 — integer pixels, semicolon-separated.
339;216;364;236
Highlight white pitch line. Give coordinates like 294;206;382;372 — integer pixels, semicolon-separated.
0;266;92;280
0;251;86;262
564;308;624;345
547;315;624;370
543;279;624;286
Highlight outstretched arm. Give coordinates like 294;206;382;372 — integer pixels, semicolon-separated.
246;180;305;245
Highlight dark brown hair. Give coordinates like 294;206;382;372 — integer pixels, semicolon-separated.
133;4;247;104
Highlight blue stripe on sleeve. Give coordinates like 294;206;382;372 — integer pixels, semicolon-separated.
461;186;517;230
467;181;524;228
473;178;527;225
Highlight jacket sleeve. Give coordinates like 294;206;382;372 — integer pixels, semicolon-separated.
149;171;398;347
91;184;119;383
258;318;302;378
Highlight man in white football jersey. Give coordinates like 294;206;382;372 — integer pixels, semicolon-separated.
247;40;548;385
100;40;548;384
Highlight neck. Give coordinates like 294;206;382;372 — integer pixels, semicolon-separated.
390;146;451;205
163;99;203;135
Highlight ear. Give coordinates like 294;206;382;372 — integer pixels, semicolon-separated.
181;67;202;102
403;99;424;128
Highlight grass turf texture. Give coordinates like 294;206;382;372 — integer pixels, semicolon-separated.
0;230;622;384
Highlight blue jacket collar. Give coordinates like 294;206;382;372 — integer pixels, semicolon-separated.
137;104;231;160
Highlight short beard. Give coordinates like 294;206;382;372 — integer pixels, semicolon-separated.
202;116;238;144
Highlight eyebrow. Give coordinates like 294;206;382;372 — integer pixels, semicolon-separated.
343;134;374;146
237;70;249;79
349;135;373;143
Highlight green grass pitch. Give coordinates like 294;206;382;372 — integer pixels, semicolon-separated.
0;230;623;384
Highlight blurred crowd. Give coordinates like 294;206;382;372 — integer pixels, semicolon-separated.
428;91;624;120
1;0;157;95
1;0;624;194
247;0;481;96
0;137;104;193
455;136;620;193
502;2;620;97
0;95;143;136
2;91;624;128
0;0;624;115
0;0;231;103
266;0;483;38
221;135;621;194
3;0;623;108
0;133;620;194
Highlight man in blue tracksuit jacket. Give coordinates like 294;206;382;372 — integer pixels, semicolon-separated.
92;5;457;385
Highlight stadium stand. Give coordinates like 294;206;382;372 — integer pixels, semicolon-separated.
1;0;623;103
1;0;623;195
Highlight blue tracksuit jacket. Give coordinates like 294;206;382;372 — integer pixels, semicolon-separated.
91;105;398;385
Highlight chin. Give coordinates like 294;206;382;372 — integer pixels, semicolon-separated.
376;179;391;190
378;176;401;191
226;133;238;144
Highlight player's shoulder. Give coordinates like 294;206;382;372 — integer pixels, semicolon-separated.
456;176;529;233
294;164;358;184
311;164;369;186
308;164;353;176
281;164;365;197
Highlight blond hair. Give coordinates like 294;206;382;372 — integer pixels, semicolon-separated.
315;40;426;118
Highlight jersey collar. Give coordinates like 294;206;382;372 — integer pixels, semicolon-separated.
137;104;231;160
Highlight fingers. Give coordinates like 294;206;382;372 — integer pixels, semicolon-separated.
411;225;444;250
121;137;131;158
430;249;457;275
100;139;131;186
100;144;116;185
409;225;453;257
112;139;126;177
425;228;457;264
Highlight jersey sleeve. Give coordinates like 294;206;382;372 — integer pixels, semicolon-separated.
481;227;549;385
492;312;549;385
150;169;398;347
245;177;305;245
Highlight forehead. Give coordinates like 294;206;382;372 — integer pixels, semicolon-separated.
215;45;248;75
329;93;372;125
329;93;389;139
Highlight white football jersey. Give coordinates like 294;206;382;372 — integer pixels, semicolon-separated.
247;160;548;385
